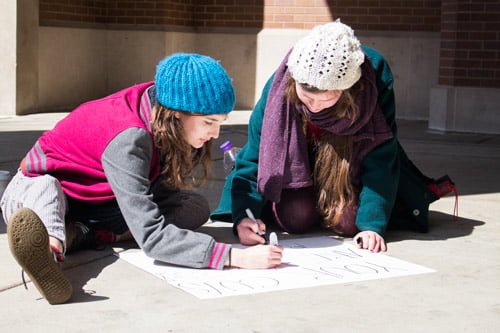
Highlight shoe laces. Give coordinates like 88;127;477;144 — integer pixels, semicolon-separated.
73;221;91;238
21;270;28;290
21;245;64;290
67;221;97;252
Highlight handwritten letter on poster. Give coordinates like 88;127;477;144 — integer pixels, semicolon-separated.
118;236;434;299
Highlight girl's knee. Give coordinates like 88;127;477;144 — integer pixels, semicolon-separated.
273;196;321;234
257;201;320;234
169;191;210;230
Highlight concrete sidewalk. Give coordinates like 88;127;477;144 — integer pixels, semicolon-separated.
0;112;499;332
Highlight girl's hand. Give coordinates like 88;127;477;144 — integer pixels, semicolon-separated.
236;218;266;245
354;231;387;252
230;245;283;269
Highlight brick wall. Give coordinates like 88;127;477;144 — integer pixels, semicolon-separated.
107;0;194;26
264;0;441;31
39;1;499;89
39;0;195;27
193;0;264;28
39;0;107;25
38;0;263;28
40;0;440;32
439;0;500;88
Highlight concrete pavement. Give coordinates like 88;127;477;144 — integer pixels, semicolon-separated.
0;112;499;332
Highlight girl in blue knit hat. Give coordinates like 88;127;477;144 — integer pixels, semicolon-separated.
1;53;283;305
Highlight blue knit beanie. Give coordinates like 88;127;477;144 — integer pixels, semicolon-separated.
155;53;235;115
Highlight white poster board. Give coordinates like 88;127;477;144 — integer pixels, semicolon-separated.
118;236;434;299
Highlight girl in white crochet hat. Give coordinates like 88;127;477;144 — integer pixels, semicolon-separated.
212;20;454;252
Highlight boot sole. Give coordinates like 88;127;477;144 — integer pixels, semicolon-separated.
7;208;72;304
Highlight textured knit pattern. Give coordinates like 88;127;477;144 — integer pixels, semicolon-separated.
155;53;235;115
287;19;365;90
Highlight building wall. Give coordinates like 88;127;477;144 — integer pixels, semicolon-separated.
0;2;17;116
438;0;499;88
38;0;441;31
6;0;499;133
430;0;500;133
35;0;443;117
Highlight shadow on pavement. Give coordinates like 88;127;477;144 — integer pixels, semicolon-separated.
386;210;484;243
61;243;137;304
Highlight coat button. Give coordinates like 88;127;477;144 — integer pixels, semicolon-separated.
412;209;420;216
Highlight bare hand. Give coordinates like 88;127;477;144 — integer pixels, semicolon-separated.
236;218;266;245
354;231;387;252
230;245;283;269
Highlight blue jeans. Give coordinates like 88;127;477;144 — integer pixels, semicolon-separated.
67;198;128;234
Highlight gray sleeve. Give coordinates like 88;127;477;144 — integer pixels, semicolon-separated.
102;127;220;268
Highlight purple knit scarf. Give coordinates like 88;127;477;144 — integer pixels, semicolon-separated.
258;53;393;203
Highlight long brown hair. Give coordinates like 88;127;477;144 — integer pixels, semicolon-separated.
150;104;212;189
285;75;361;232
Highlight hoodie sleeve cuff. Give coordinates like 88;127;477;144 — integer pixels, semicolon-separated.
207;242;232;270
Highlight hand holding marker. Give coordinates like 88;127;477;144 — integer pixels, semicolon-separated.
245;208;280;246
245;208;266;240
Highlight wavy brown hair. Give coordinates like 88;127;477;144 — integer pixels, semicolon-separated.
150;104;212;189
285;75;361;232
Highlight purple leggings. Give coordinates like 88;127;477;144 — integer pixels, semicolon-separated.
262;186;359;236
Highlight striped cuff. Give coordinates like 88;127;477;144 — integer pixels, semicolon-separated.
207;242;231;270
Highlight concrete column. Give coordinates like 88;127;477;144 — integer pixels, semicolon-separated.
16;0;39;115
429;86;500;134
0;2;17;117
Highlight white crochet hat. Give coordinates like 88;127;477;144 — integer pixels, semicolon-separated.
287;20;365;91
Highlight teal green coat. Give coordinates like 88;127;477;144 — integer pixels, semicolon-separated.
212;46;439;234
